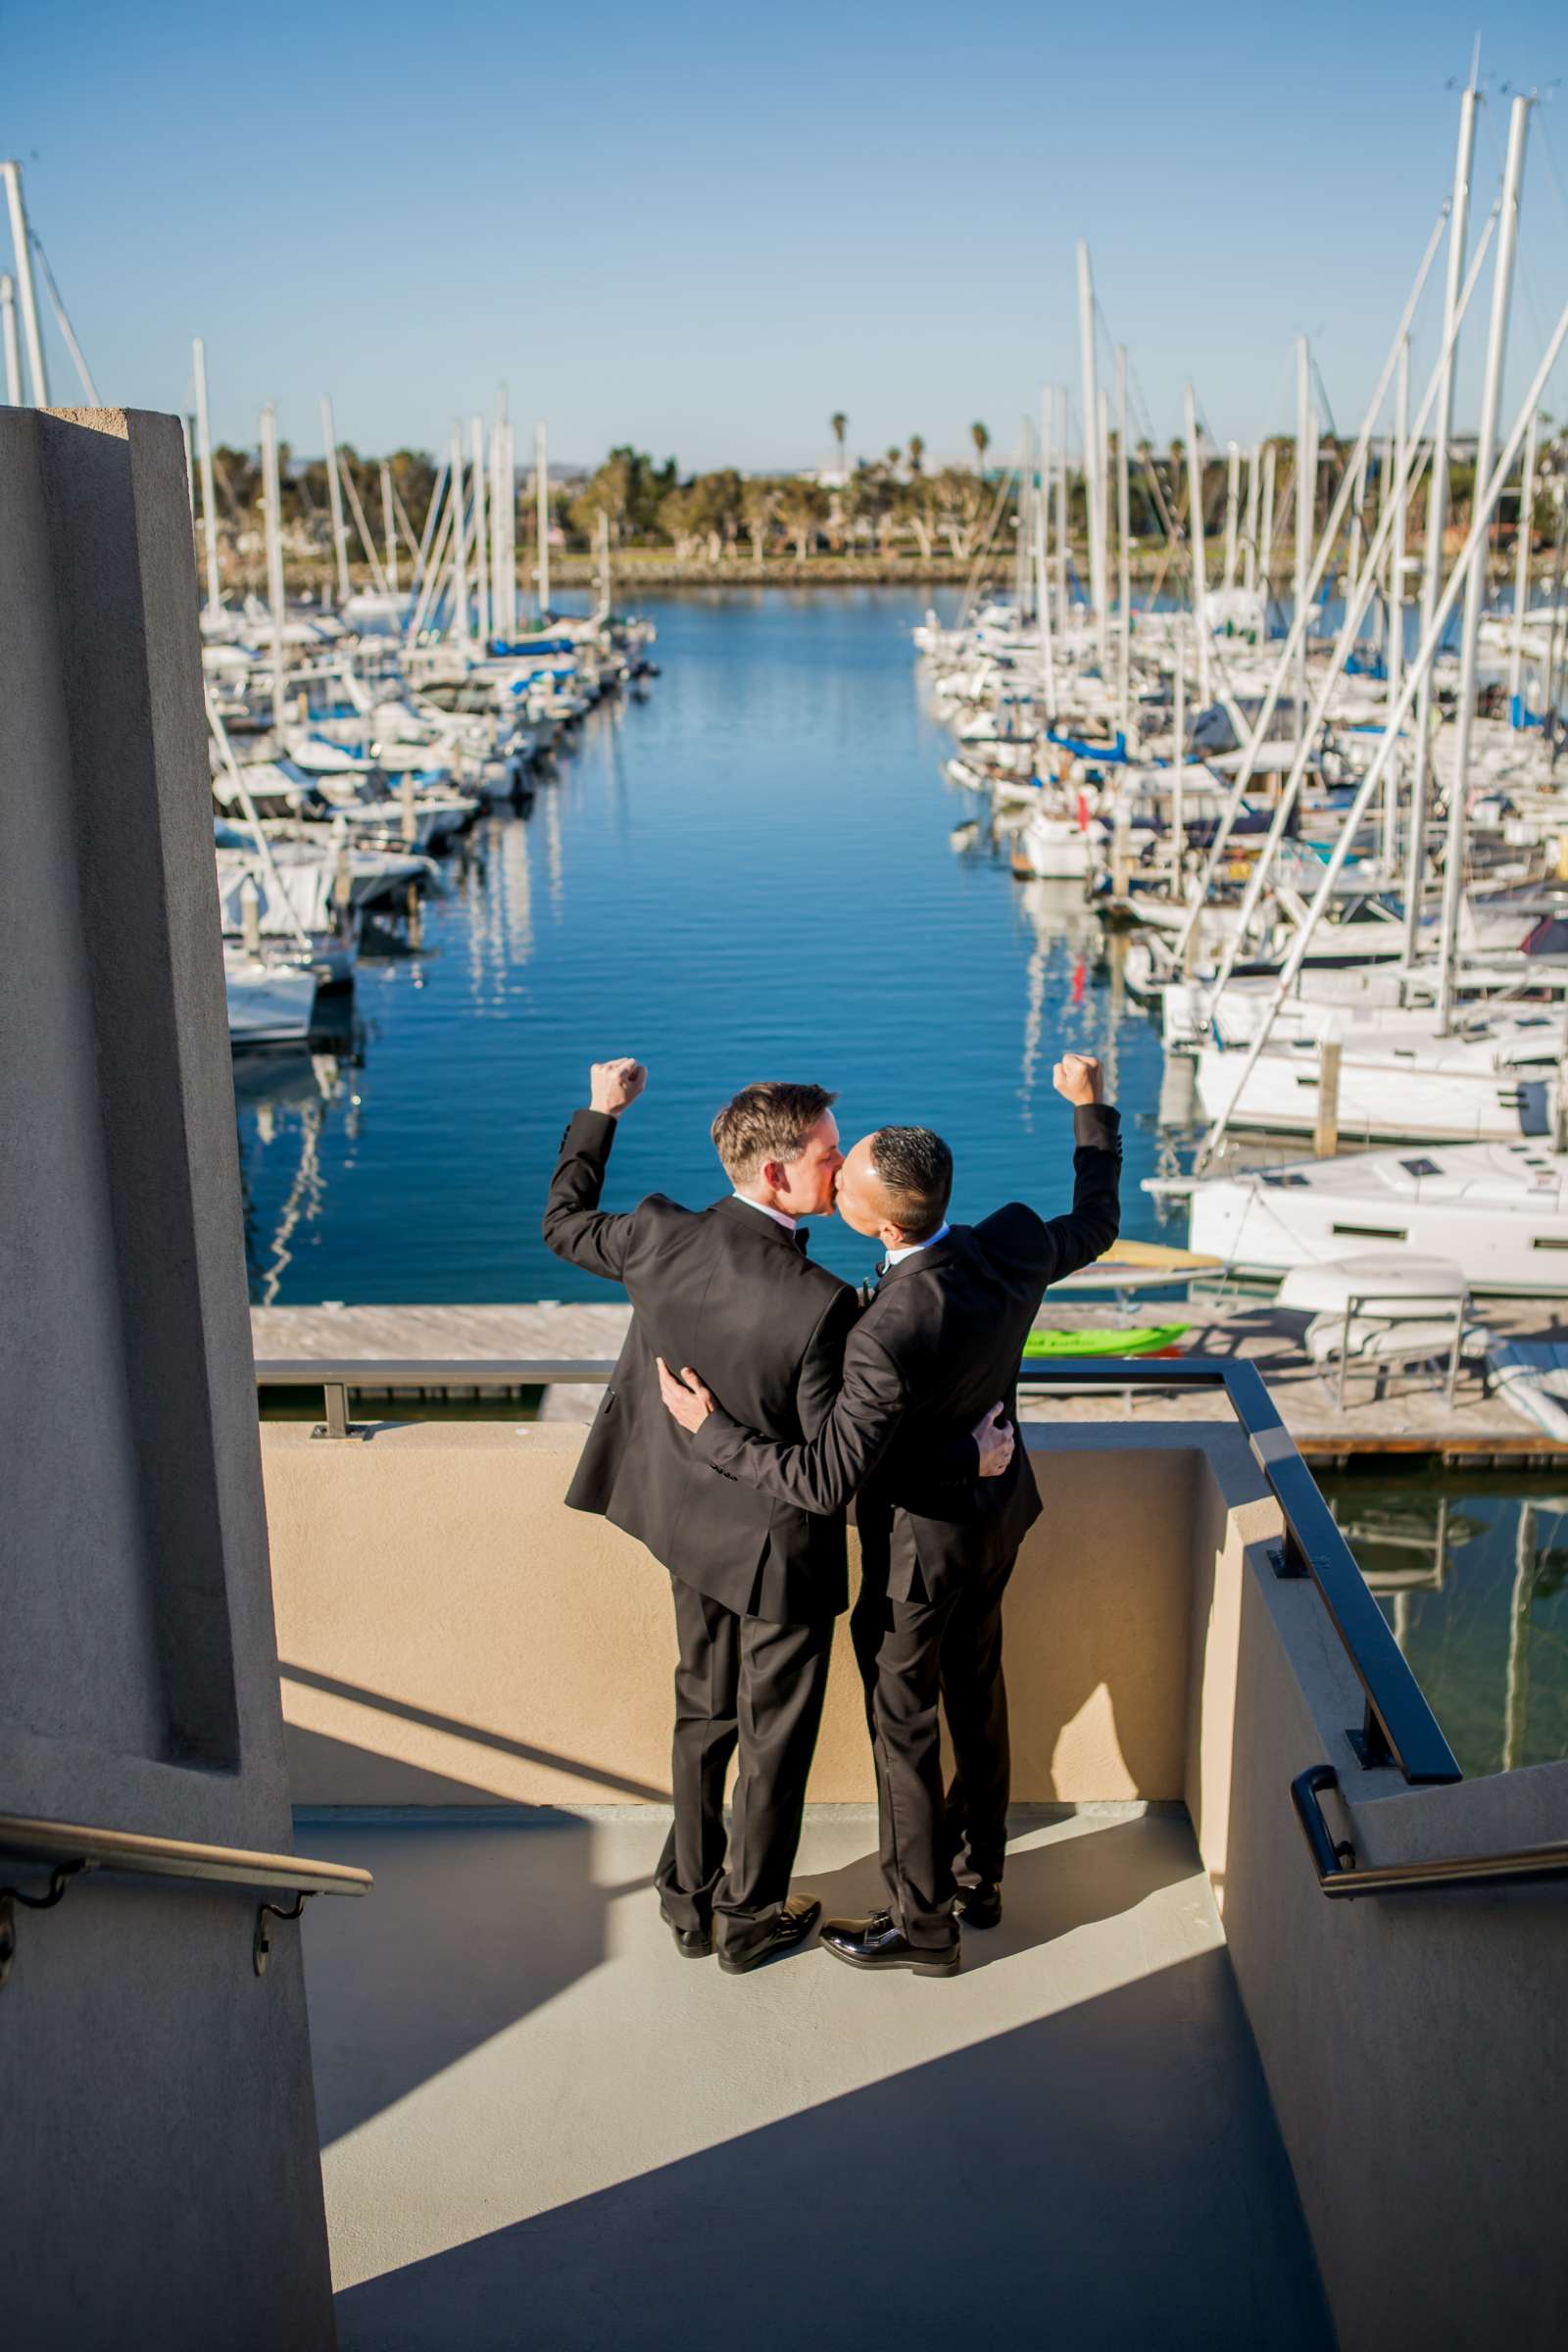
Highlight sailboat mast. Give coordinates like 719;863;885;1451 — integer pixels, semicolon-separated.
0;162;48;403
1054;386;1069;632
470;416;491;647
192;335;222;614
1402;81;1477;966
1382;335;1410;873
1183;383;1212;706
260;401;287;728
1242;444;1260;600
1437;92;1530;1034
1294;337;1312;737
381;463;399;594
450;422;468;643
0;273;19;403
1222;443;1240;592
1038;387;1057;721
535;421;551;619
321;397;352;609
1116;348;1132;737
1507;406;1539;722
1077;242;1107;667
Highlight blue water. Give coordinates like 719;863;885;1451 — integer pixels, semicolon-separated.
237;587;1175;1307
1318;1469;1568;1781
235;584;1566;1775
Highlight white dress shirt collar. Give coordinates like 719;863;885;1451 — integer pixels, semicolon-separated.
732;1192;799;1234
885;1221;950;1267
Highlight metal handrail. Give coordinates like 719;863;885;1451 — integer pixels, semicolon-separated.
253;1350;1461;1789
0;1814;370;1986
1293;1765;1568;1897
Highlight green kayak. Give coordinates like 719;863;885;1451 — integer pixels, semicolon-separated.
1023;1325;1191;1360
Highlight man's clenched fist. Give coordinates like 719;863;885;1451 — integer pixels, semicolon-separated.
1052;1053;1103;1107
590;1057;647;1116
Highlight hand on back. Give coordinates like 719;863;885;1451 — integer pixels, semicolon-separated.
973;1402;1014;1479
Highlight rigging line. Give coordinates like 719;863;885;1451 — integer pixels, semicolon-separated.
28;226;99;404
1307;354;1340;445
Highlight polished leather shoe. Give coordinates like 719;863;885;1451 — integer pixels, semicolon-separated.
659;1906;712;1959
819;1909;960;1978
716;1892;821;1976
953;1880;1003;1931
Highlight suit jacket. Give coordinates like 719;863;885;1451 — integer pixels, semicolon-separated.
691;1103;1123;1604
543;1108;860;1622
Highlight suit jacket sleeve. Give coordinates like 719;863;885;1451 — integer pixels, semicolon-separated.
541;1108;636;1283
692;1319;909;1516
979;1102;1122;1290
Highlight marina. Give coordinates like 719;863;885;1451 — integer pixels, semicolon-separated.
10;15;1568;2348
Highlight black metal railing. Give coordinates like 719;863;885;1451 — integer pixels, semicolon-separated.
1293;1766;1568;1897
253;1351;1460;1788
0;1814;371;1985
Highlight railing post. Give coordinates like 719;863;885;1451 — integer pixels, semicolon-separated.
317;1381;353;1441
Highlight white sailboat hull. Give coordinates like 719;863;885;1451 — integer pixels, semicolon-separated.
224;956;318;1047
1194;1039;1560;1144
1184;1141;1568;1294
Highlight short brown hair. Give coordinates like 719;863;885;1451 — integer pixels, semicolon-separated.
711;1081;837;1185
869;1126;953;1241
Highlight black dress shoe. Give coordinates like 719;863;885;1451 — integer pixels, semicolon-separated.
716;1892;821;1976
659;1905;712;1959
819;1910;960;1978
953;1880;1003;1931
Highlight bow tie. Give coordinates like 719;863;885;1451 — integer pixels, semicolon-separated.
793;1227;810;1254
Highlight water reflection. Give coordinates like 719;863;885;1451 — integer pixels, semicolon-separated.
234;1044;357;1306
1321;1468;1568;1778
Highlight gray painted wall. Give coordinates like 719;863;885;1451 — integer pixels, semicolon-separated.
0;409;335;2350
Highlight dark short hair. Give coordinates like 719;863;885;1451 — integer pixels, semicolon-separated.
711;1082;837;1185
869;1126;953;1241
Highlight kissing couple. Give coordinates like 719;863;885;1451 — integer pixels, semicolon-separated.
544;1054;1120;1979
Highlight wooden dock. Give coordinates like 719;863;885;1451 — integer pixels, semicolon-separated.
250;1298;1568;1463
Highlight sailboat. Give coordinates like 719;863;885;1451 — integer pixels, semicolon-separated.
1157;1137;1568;1296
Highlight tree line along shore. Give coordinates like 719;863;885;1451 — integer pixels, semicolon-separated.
197;425;1566;600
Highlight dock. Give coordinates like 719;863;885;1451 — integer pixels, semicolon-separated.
251;1298;1568;1464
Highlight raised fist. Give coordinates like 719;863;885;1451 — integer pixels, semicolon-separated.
590;1058;647;1116
1053;1053;1103;1107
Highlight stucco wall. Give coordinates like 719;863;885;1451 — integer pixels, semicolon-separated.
1;410;332;2351
1183;1448;1568;2352
266;1421;1200;1807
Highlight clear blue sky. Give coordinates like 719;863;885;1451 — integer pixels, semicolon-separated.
9;0;1568;471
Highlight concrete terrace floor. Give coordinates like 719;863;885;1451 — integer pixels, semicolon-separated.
301;1807;1332;2351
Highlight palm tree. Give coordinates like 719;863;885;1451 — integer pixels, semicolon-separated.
971;420;991;475
885;445;902;474
908;434;925;476
830;412;848;477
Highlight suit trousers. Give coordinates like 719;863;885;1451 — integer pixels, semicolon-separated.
851;1544;1016;1947
654;1577;833;1956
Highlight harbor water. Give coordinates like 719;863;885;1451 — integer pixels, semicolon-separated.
234;584;1565;1779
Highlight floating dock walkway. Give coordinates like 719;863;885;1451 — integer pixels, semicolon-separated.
252;1298;1568;1464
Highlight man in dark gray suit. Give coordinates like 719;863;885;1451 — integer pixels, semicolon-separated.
660;1052;1120;1977
544;1056;1015;1975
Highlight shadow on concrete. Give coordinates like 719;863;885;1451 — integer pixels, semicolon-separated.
280;1661;672;1802
304;1814;649;2144
331;1947;1333;2352
795;1811;1200;1975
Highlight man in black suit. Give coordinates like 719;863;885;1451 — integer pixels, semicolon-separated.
659;1052;1120;1977
543;1058;1011;1976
